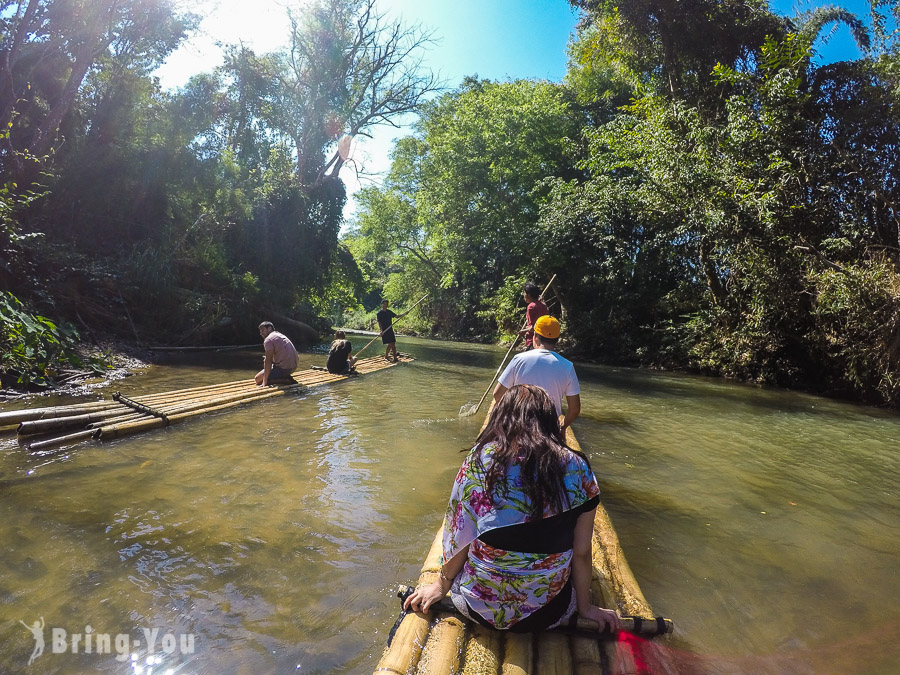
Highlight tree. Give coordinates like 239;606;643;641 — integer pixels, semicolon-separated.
0;0;195;171
270;0;440;187
569;0;787;102
349;78;580;336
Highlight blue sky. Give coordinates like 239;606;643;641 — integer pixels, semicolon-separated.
155;0;880;216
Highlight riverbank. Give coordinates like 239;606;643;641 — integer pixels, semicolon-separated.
0;339;150;403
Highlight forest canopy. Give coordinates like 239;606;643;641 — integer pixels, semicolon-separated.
347;0;900;405
2;0;899;406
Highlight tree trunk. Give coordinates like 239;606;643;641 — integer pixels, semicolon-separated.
699;237;728;306
31;0;120;157
0;0;42;127
30;48;94;156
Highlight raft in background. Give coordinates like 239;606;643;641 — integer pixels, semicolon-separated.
375;426;678;675
1;354;414;452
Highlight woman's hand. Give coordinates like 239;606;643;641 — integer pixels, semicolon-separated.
402;581;446;614
580;604;621;633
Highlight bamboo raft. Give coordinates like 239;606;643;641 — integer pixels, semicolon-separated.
376;426;677;675
1;354;414;452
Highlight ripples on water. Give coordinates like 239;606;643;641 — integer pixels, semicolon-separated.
0;337;898;673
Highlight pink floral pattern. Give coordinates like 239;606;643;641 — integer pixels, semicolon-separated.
442;443;599;629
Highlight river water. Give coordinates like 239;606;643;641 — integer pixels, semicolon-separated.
0;336;898;674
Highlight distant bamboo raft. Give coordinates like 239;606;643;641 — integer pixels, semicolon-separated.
375;425;678;675
2;354;414;452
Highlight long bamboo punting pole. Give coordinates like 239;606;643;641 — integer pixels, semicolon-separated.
375;408;675;675
22;355;414;452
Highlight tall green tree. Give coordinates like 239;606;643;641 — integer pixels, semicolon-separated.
349;77;580;336
569;0;787;101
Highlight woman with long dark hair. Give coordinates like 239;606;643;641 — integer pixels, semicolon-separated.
404;384;620;632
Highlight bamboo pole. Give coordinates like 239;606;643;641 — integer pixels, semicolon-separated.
461;622;503;675
416;615;466;675
571;635;603;675
18;407;136;435
27;428;100;452
0;401;121;427
536;632;572;674
89;411;147;427
501;633;533;675
396;589;670;641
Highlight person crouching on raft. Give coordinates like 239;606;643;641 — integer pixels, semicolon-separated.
255;321;299;386
404;384;620;634
326;331;357;374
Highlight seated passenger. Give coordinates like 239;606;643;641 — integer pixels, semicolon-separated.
404;384;620;633
255;321;298;386
326;331;357;374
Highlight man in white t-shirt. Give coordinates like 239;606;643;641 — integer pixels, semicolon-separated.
493;315;581;433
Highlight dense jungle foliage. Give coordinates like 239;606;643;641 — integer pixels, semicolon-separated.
1;0;899;405
348;0;900;406
0;0;437;384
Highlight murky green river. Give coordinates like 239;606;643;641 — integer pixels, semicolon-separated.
1;336;898;674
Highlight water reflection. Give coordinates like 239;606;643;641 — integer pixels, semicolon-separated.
0;335;898;673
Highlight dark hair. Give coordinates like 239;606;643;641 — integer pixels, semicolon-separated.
535;333;559;347
381;299;389;305
259;321;274;330
471;384;589;518
334;330;346;339
523;282;540;299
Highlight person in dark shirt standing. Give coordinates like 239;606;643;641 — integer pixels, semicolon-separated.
376;299;399;362
519;282;549;350
326;331;357;373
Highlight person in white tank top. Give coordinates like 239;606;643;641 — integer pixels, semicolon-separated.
494;315;581;433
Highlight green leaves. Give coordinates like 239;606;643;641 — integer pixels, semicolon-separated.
0;292;84;387
349;78;580;337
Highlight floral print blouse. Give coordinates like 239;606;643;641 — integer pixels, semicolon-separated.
442;443;600;629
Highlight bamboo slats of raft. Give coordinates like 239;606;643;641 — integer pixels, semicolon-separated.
375;426;677;675
2;354;414;452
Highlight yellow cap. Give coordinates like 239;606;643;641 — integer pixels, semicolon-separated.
534;315;560;339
